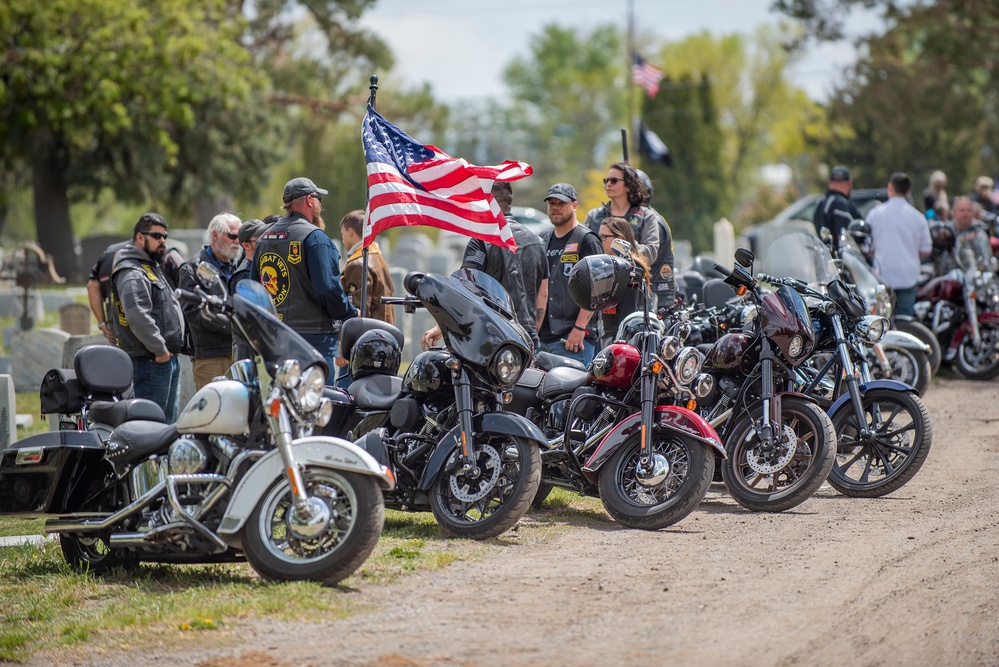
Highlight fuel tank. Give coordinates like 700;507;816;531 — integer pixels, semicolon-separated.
587;343;641;390
702;332;757;375
176;380;250;435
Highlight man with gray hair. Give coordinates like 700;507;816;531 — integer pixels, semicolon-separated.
178;212;241;389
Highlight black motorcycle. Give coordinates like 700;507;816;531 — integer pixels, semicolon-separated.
321;268;543;540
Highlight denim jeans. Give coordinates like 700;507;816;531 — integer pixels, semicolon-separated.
301;332;341;386
894;286;917;317
538;339;595;368
132;356;181;423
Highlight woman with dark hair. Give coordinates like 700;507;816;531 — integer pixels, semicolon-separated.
597;216;651;344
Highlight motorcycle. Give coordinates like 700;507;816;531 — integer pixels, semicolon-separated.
509;245;724;530
320;268;543;540
696;248;837;512
0;265;392;586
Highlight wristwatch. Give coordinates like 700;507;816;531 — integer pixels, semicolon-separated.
98;322;109;331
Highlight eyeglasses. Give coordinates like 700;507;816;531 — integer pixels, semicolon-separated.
603;177;623;185
225;233;239;240
143;231;168;241
599;233;618;240
310;193;322;202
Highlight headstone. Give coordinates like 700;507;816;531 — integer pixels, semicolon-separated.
40;292;76;313
80;234;124;274
0;357;10;375
0;375;15;449
59;303;93;336
62;334;110;369
713;218;736;266
9;328;71;392
390;233;434;272
0;289;44;319
674;240;693;272
427;249;455;275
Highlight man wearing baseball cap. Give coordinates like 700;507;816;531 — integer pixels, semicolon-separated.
537;182;603;366
250;177;357;375
813;165;862;252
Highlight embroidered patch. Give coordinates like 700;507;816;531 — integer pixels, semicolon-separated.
258;252;291;306
565;243;578;252
659;264;673;280
261;231;288;240
141;264;159;282
560;253;579;263
288;241;302;264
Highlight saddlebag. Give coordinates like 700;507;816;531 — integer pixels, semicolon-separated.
39;368;84;415
0;431;105;516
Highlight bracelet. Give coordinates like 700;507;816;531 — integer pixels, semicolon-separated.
573;325;585;332
98;322;108;330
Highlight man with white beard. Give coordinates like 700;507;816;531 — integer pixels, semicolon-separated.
178;212;241;389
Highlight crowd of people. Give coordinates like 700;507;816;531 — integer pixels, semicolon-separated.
88;169;679;424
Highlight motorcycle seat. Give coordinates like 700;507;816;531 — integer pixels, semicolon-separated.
89;399;166;428
539;366;588;400
534;351;587;372
349;374;404;410
106;420;179;467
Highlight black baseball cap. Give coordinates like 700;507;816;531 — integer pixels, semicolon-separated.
544;183;577;203
283;177;328;203
237;219;265;244
830;165;852;182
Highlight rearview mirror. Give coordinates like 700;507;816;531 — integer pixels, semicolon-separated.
734;248;754;269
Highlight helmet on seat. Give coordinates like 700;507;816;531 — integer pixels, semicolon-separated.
929;222;955;252
847;218;871;245
349;329;402;379
567;254;632;312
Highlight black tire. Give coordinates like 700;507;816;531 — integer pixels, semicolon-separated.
721;397;836;512
870;345;931;396
241;468;385;586
430;434;541;539
530;482;554;509
59;534;138;575
894;318;941;375
828;388;932;497
597;431;714;530
953;323;999;380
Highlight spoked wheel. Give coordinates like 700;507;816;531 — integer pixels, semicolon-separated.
60;534;138;575
870;345;931;396
954;323;999;380
430;434;540;539
597;431;714;530
829;388;932;497
721;397;836;512
242;468;384;586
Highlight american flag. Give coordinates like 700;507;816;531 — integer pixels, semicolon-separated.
632;54;664;98
362;106;532;252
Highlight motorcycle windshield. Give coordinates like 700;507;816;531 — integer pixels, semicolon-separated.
760;231;839;286
954;227;993;272
231;295;327;376
234;279;278;316
450;268;517;319
839;247;881;299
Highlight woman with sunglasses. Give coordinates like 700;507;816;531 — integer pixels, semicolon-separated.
597;217;651;345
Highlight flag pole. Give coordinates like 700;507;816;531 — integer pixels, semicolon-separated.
621;128;629;162
626;0;636;162
360;74;378;319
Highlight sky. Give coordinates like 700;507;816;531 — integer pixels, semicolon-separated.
358;0;883;104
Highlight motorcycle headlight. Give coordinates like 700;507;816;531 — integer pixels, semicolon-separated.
693;373;714;398
491;346;524;386
674;346;703;385
276;360;301;389
660;335;681;360
788;334;806;359
296;364;327;412
315;398;333;428
168;437;208;475
856;315;889;345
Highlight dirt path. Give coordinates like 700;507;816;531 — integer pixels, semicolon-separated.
32;376;999;667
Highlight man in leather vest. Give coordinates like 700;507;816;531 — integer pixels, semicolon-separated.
110;213;186;423
538;183;603;366
814;165;861;253
250;177;357;376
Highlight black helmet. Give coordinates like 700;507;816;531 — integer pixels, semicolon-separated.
847;218;871;244
929;221;955;252
350;329;402;379
567;254;632;311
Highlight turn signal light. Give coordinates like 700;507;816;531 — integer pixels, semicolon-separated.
650;360;664;374
736;286;748;296
269;399;282;418
687;399;697;410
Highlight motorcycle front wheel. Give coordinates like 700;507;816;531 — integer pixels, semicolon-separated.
430;434;541;539
597;431;714;530
829;388;932;497
870;345;931;396
721;397;836;512
954;323;999;380
242;468;384;586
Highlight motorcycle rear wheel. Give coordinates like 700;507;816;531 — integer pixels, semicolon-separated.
597;431;714;530
870;345;931;396
829;388;932;497
242;468;384;586
721;397;836;512
60;534;138;575
430;434;541;539
954;323;999;380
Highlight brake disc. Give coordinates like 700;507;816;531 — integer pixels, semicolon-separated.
745;424;797;475
448;444;502;502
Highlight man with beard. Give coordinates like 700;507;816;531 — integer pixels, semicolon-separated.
111;213;186;422
178;212;241;389
250;177;357;373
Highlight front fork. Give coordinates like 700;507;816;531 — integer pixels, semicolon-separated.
832;316;874;439
264;387;315;514
758;338;780;448
966;295;982;349
449;360;481;476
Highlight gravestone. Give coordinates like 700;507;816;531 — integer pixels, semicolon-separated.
59;303;93;336
40;292;76;313
62;335;110;369
0;289;44;319
426;249;456;275
80;234;123;274
0;375;14;449
713;218;735;266
9;328;71;391
0;358;10;375
390;233;433;272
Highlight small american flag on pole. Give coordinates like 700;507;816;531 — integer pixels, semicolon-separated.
632;53;664;98
362;105;532;251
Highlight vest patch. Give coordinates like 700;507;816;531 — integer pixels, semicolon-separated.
288;241;302;264
141;264;159;282
560;253;579;263
258;251;291;306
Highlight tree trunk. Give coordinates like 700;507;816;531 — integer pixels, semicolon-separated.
30;132;80;282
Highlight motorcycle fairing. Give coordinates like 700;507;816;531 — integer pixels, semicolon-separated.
416;412;546;491
216;436;395;545
947;310;999;349
825;380;917;418
580;407;725;484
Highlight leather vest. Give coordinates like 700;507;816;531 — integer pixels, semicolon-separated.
111;253;185;357
542;224;601;341
649;217;677;305
255;215;330;333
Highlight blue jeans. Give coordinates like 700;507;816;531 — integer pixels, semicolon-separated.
302;332;341;386
132;356;181;424
894;286;917;317
538;339;595;368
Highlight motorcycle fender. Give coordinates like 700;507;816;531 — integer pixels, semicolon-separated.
416;412;546;491
580;407;726;485
949;311;999;349
216;436;394;545
826;380;917;418
881;330;931;353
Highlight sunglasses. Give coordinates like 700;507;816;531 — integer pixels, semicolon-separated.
603;177;623;185
224;233;239;240
143;231;168;241
310;193;322;202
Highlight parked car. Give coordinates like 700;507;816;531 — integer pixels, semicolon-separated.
510;206;552;237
